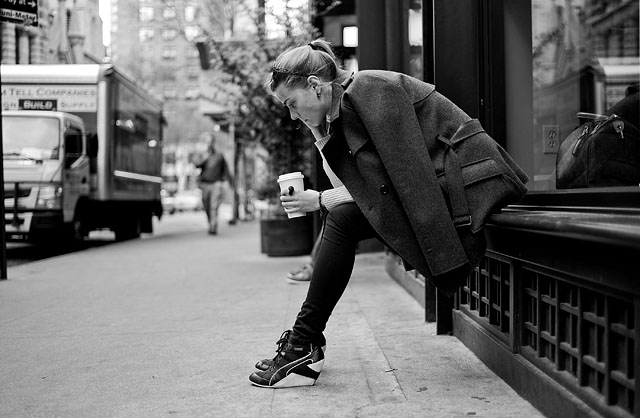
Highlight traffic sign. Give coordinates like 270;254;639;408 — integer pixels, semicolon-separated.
0;0;38;27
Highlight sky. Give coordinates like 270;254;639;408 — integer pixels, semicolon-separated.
99;0;110;46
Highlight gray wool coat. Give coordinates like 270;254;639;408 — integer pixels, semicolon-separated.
322;70;528;290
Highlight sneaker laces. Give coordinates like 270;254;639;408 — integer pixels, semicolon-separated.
271;330;292;362
268;331;317;370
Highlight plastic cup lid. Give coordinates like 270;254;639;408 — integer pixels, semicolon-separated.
278;172;304;182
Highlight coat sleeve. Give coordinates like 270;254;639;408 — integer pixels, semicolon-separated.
342;73;469;276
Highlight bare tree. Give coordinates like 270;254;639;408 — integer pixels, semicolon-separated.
195;1;322;199
198;0;249;38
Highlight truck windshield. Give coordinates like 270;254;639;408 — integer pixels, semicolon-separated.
2;116;61;160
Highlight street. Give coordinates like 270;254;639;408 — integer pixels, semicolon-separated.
0;209;543;418
2;207;221;268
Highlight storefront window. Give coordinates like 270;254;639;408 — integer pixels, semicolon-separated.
408;0;423;80
531;0;639;191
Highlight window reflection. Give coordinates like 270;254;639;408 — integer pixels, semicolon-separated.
409;0;423;80
531;0;639;190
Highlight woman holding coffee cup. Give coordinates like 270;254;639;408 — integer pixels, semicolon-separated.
249;38;527;388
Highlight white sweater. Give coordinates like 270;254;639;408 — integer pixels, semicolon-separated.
313;133;354;211
307;78;355;211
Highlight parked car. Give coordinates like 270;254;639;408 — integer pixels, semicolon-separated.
161;189;176;215
173;189;204;212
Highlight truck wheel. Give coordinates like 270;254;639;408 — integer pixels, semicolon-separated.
114;218;141;241
64;219;86;248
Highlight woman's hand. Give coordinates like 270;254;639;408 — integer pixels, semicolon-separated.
280;189;320;215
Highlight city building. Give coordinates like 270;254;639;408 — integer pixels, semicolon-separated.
108;0;264;220
1;0;105;64
108;0;206;121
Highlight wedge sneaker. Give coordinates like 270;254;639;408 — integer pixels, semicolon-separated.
254;330;326;371
249;342;324;388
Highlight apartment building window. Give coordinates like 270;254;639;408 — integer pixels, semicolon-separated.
185;88;199;100
185;5;196;22
161;72;177;82
162;28;178;41
184;25;199;41
139;27;155;42
162;46;178;59
163;7;176;20
139;6;154;22
186;64;200;80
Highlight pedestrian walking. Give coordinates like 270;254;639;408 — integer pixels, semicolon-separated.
249;38;527;388
195;134;233;235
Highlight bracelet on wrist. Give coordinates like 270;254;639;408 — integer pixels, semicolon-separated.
318;191;328;217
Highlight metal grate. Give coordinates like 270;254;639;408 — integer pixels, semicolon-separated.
521;266;635;415
459;255;511;339
456;253;636;417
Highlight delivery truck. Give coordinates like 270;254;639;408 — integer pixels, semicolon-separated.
1;64;164;243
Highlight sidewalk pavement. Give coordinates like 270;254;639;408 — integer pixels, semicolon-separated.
0;212;544;418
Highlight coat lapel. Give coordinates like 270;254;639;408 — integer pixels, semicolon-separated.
322;123;368;201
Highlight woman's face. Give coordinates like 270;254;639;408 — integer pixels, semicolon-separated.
274;81;329;128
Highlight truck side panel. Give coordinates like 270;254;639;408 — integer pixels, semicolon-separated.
107;75;163;201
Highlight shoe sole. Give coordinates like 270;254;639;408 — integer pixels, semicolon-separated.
250;359;324;389
286;277;311;284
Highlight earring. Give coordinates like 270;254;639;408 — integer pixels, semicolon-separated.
315;86;321;99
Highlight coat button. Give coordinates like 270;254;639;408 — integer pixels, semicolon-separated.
380;184;389;195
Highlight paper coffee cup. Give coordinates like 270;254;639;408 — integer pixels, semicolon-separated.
277;172;305;219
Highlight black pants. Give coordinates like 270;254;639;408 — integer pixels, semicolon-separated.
290;203;379;345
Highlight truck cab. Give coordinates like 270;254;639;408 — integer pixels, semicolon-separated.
3;110;90;241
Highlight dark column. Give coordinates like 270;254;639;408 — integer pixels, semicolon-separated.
355;0;387;70
432;0;480;118
386;0;413;74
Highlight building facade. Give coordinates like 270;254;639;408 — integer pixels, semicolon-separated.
108;0;263;219
1;0;105;65
108;0;206;121
354;1;639;418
